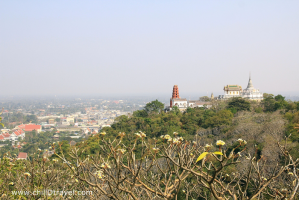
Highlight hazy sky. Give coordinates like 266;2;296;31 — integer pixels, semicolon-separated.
1;1;299;98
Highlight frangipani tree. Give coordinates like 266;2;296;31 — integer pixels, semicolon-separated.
1;131;299;200
54;132;299;200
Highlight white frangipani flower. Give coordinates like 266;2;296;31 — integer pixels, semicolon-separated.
216;140;225;146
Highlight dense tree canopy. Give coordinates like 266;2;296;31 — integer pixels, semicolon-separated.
263;93;289;112
97;95;299;160
199;96;211;102
2;95;299;199
144;99;164;113
203;109;233;128
227;97;251;113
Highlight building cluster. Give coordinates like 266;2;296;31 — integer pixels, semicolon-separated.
0;98;137;150
29;108;131;138
167;75;263;110
167;85;212;111
0;75;264;155
217;75;263;101
59;109;125;128
33;107;129;131
0;99;148;158
0;124;41;142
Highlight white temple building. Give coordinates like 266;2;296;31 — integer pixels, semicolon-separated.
167;85;212;111
218;75;263;101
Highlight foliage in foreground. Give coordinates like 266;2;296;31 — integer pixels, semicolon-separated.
1;132;299;200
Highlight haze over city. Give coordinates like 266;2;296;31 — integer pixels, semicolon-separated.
2;2;299;198
1;1;299;98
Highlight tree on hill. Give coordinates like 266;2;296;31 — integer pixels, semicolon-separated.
170;105;180;115
263;93;276;112
133;110;148;118
199;96;211;102
275;94;285;102
227;97;251;113
203;109;233;128
274;94;288;110
263;93;274;99
144;100;164;113
263;94;288;112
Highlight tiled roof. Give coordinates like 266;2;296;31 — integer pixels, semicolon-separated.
18;124;41;132
13;129;24;136
0;135;4;140
224;85;242;91
195;101;212;106
172;98;187;101
2;132;10;138
18;124;26;129
17;152;27;159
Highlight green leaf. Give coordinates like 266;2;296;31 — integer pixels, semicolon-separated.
196;152;209;163
213;151;223;155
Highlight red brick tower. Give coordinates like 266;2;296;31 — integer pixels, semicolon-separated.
170;85;180;107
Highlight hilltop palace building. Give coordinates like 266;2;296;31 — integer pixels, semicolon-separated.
168;85;212;111
218;75;263;101
167;75;263;111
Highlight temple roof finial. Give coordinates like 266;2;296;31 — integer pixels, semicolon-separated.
247;73;254;89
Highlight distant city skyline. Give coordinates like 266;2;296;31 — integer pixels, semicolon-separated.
1;1;298;96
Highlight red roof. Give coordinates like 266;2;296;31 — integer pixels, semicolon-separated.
17;152;27;159
18;124;41;132
0;135;4;140
18;124;26;129
2;132;10;138
13;129;24;136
